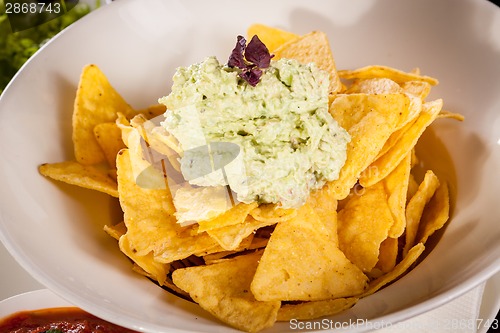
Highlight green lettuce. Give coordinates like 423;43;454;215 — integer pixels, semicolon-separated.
0;1;100;94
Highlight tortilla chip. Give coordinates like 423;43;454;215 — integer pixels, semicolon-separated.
138;103;167;119
359;99;442;188
374;237;399;274
249;204;297;223
72;64;135;165
39;161;118;197
116;149;219;263
94;122;126;169
417;182;450;244
438;110;465;121
251;203;368;301
197;202;259;233
401;80;432;100
207;215;276;251
345;78;402;95
339;65;438;86
277;297;358;321
328;93;411;200
103;221;127;241
273;31;341;93
337;182;395;272
172;251;280;333
403;170;440;257
246;24;299;53
382;152;412;238
362;243;425;297
118;235;169;286
307;184;339;245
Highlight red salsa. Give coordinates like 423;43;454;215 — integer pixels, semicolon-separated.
0;307;138;333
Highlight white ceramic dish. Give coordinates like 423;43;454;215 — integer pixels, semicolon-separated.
0;0;499;332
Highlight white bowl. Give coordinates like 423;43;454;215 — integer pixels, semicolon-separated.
0;0;499;332
0;289;73;319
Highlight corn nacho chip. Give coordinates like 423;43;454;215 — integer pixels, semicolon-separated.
273;31;341;93
277;297;358;321
328;93;411;199
403;170;440;257
93;122;126;169
374;237;399;274
72;64;135;165
251;203;368;301
172;251;280;333
206;215;276;251
116;149;219;262
118;235;169;286
249;204;297;223
382;152;412;238
247;23;299;53
362;243;425;297
103;221;127;241
307;184;339;245
417;182;450;244
345;78;402;95
39;161;118;197
337;182;395;272
197;202;258;233
401;80;432;100
339;65;439;86
438;110;465;121
359;99;443;188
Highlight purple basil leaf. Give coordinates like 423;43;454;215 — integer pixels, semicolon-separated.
228;35;247;69
245;35;273;69
240;68;263;87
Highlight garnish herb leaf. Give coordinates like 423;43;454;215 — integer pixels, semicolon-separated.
228;35;246;69
245;35;272;69
227;35;273;86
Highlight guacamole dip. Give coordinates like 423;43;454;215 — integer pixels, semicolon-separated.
159;56;350;208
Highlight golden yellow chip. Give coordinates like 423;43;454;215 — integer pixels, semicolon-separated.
103;221;127;241
93;122;125;169
345;78;402;95
251;203;368;301
119;235;169;286
172;251;280;333
403;170;440;257
339;65;439;86
328;93;411;199
116;149;220;262
337;182;395;272
273;31;341;93
417;182;450;244
382;152;412;238
206;215;276;251
307;184;339;245
39;161;118;197
197;202;258;233
401;80;432;100
374;237;399;274
277;297;358;321
438;110;465;121
362;242;425;298
249;204;297;223
137;103;167;119
359;98;443;188
72;64;135;165
246;23;299;53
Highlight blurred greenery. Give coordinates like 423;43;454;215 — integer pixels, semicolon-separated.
0;1;100;94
